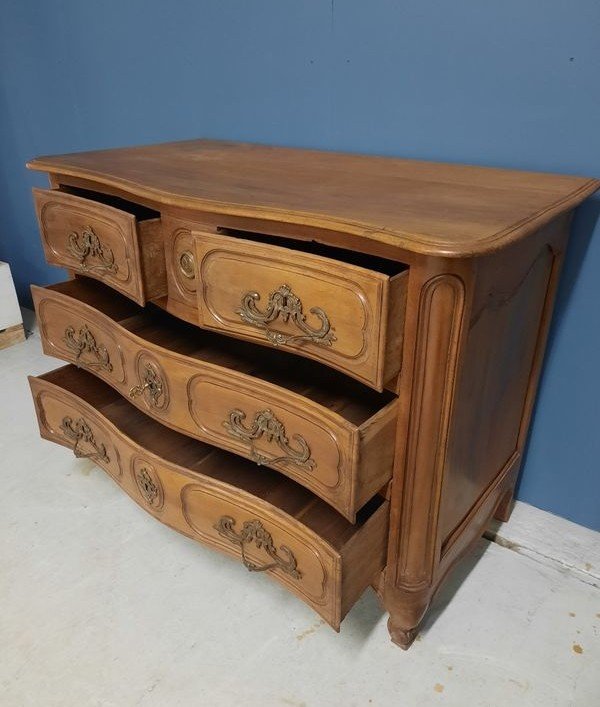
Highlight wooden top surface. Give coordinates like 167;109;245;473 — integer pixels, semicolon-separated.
28;140;599;257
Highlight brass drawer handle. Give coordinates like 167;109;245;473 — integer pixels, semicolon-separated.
63;324;113;372
129;363;165;408
236;283;336;347
67;225;118;273
223;408;316;472
214;516;302;579
60;416;109;462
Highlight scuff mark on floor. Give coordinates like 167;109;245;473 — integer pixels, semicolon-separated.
296;619;325;641
279;698;306;707
508;677;531;692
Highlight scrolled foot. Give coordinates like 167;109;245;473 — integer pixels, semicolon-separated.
387;617;419;650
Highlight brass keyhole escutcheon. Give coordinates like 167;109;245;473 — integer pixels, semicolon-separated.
179;250;195;279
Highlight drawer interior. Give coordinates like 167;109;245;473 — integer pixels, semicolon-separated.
40;365;385;547
47;278;397;426
217;227;408;277
57;185;160;222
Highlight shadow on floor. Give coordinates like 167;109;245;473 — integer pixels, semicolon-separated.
340;536;494;647
419;538;492;640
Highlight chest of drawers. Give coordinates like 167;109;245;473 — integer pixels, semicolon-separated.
26;140;599;648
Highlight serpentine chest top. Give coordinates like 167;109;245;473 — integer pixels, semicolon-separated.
26;140;599;648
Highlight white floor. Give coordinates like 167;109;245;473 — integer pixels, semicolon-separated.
2;318;599;707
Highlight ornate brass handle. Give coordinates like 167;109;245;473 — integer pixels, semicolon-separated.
63;324;113;372
67;225;118;273
214;516;302;579
236;283;336;347
223;408;316;472
129;363;164;408
60;416;109;462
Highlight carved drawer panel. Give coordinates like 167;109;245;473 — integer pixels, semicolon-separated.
193;231;408;391
161;214;200;325
29;366;389;630
35;290;127;385
29;372;122;480
33;187;166;305
32;279;398;522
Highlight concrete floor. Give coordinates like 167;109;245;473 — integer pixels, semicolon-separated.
2;320;599;707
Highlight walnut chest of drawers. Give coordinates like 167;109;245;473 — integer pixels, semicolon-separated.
26;140;599;648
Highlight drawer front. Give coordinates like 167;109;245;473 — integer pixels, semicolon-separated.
36;294;127;386
32;284;396;520
193;232;407;390
187;370;357;512
28;373;374;629
33;188;148;304
30;380;123;480
180;481;340;623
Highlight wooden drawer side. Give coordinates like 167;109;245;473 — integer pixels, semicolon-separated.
137;217;168;301
383;270;409;386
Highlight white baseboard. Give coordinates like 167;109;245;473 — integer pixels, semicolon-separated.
486;500;600;588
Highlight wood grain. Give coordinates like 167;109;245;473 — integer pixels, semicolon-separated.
27;139;599;257
383;215;575;648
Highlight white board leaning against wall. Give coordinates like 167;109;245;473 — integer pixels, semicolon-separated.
0;261;25;349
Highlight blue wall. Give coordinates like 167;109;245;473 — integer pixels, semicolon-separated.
1;1;598;530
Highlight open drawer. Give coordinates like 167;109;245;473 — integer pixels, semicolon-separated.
193;230;408;391
33;187;166;304
29;366;389;630
32;279;398;521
